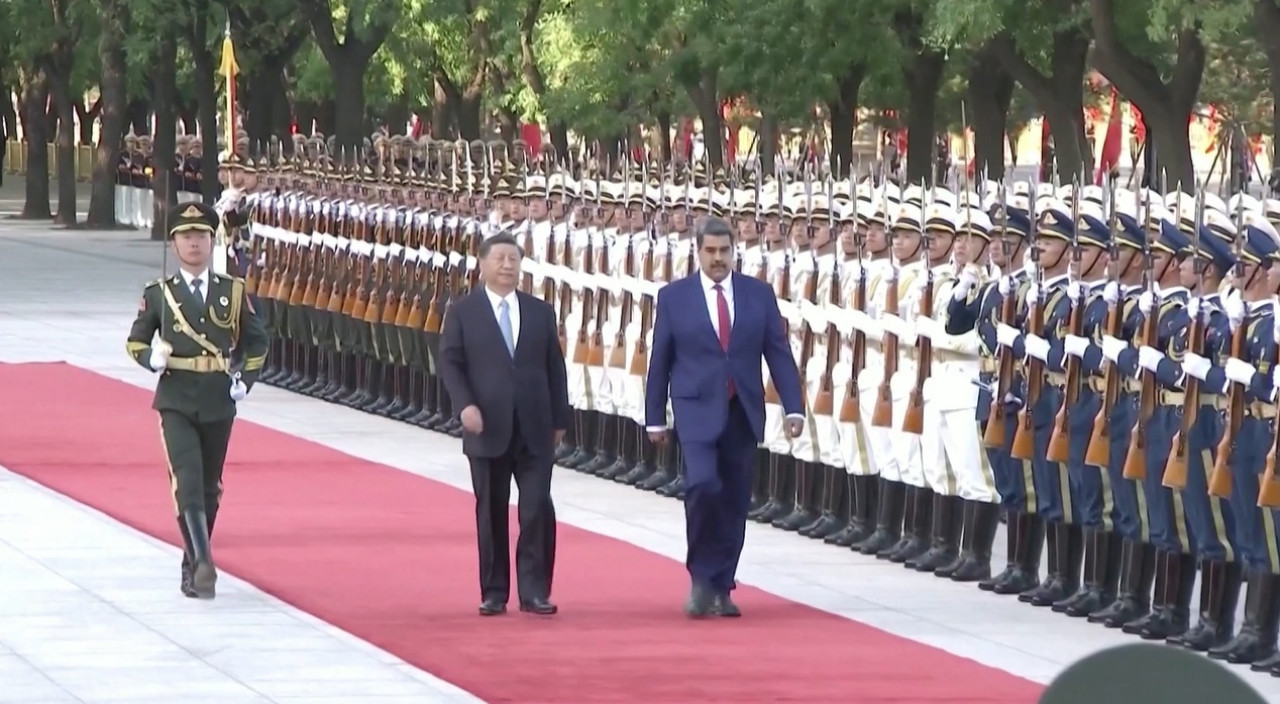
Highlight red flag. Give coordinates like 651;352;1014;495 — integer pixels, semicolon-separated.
1094;88;1123;185
519;122;542;158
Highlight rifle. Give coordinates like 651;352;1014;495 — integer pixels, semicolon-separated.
813;176;840;419
872;186;899;428
1210;181;1250;498
983;184;1014;448
902;195;934;436
1164;184;1205;489
1047;180;1083;462
1123;187;1160;481
1083;185;1124;467
1009;195;1043;461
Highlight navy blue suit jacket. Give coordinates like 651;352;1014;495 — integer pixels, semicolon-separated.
645;272;804;444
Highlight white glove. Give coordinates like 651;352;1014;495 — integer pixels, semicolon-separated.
996;323;1020;348
1101;335;1127;363
1103;282;1120;305
214;187;243;215
148;341;171;372
1225;358;1256;386
1138;289;1156;315
1182;352;1211;381
998;276;1011;296
1225;289;1246;330
1138;346;1164;372
1027;282;1041;304
1024;334;1050;361
229;379;248;402
1064;334;1090;358
1067;279;1083;301
848;308;875;332
915;316;939;340
1186;297;1201;321
953;267;979;301
881;313;908;338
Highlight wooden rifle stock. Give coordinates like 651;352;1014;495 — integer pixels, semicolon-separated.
1048;291;1084;462
839;266;868;424
1084;299;1121;467
1010;292;1042;461
628;247;654;375
1123;300;1160;480
813;267;842;418
901;274;932;435
872;270;898;428
765;254;791;405
1163;307;1203;489
1209;324;1246;498
587;245;609;368
984;282;1017;448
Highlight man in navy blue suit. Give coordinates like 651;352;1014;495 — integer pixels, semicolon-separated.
646;217;805;618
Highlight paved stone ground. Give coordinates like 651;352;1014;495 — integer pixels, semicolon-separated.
0;176;1276;702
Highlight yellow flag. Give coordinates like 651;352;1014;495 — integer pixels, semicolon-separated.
217;27;237;155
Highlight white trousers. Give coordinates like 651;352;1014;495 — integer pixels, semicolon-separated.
890;366;924;487
833;359;873;474
920;370;998;502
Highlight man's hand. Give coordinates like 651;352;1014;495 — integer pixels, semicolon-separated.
648;429;668;445
460;405;484;434
554;429;566;447
785;417;804;439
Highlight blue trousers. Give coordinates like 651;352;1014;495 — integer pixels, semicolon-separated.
1229;418;1276;573
681;398;756;593
1141;406;1188;553
1067;391;1108;529
1031;387;1070;523
1180;407;1236;562
1103;394;1144;541
989;401;1036;514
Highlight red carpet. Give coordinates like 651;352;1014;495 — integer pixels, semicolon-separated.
0;362;1044;703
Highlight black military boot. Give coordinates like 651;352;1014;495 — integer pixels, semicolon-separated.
367;363;397;414
656;447;686;498
601;423;635;480
181;510;217;600
826;474;865;547
586;417;619;475
873;483;916;559
385;366;412;418
561;411;596;469
1170;559;1244;651
620;431;657;485
1130;552;1195;640
300;351;328;396
748;455;785;522
638;439;678;492
943;501;1001;581
1063;530;1122;617
554;412;578;462
320;352;350;402
1089;539;1156;626
774;462;819;531
908;493;963;572
263;339;289;384
856;479;906;555
282;342;308;390
1023;522;1084;605
800;465;845;539
888;486;934;564
1118;548;1171;634
1210;571;1279;664
748;449;770;513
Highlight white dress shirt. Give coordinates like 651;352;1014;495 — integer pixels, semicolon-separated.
179;268;211;305
485;286;521;347
701;270;734;335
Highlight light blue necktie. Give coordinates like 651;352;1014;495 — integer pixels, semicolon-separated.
498;299;515;356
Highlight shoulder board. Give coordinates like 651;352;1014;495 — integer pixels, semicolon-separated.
1158;299;1181;316
144;278;163;289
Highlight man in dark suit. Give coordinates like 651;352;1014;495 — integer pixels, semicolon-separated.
645;217;805;618
439;231;572;617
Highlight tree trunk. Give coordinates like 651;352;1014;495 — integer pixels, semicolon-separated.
967;43;1015;182
759;112;778;176
46;67;78;225
0;84;16;140
1090;0;1202;187
655;111;673;165
904;50;946;184
1254;0;1280;178
191;40;219;202
431;79;453;139
826;65;865;177
20;73;51;220
331;61;367;149
684;67;723;169
87;0;127;228
74;98;101;144
151;36;177;241
455;93;483;141
989;29;1091;181
126;99;150;135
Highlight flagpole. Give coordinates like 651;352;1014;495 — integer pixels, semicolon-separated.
213;19;238;277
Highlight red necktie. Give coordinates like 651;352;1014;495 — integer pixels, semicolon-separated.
715;284;735;397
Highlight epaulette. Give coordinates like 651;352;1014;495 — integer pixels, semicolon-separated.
145;278;163;289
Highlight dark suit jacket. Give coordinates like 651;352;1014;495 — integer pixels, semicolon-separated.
439;288;572;458
126;273;269;422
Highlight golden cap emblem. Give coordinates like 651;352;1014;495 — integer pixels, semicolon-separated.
180;204;204;218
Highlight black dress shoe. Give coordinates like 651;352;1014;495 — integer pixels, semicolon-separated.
478;598;507;616
685;585;715;618
713;594;742;617
519;598;558;615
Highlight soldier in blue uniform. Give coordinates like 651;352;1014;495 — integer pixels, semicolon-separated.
1103;213;1197;640
1049;201;1119;617
994;199;1080;606
1167;223;1241;651
1204;217;1280;666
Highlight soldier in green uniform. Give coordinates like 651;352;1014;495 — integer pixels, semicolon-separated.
125;202;270;600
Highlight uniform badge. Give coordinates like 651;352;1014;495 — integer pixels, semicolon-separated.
219;296;229;306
